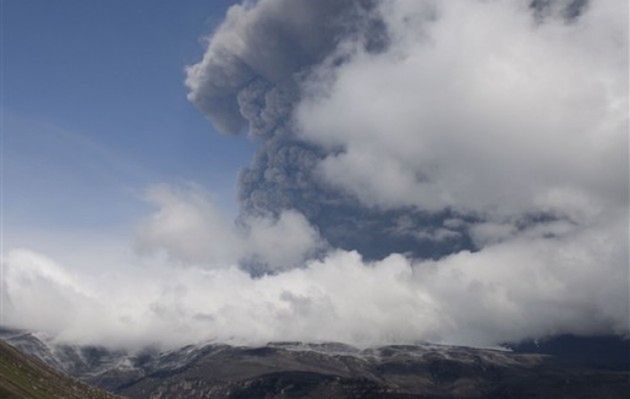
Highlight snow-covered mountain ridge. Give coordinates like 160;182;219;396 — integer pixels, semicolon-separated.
1;328;628;398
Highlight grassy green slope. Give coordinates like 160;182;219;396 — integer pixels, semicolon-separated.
0;340;120;399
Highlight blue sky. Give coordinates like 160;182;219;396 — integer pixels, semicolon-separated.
2;0;252;241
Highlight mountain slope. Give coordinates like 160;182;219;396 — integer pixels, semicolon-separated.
0;340;120;399
1;329;628;399
115;343;630;399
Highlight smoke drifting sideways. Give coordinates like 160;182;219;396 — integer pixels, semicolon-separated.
2;0;628;349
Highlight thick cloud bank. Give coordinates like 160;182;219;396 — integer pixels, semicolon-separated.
3;208;626;348
2;0;628;348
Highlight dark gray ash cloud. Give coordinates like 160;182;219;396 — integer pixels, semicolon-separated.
186;0;471;262
185;0;387;135
530;0;589;21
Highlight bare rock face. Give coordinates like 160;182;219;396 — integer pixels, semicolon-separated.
1;329;628;399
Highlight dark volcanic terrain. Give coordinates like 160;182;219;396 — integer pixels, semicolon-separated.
1;329;628;398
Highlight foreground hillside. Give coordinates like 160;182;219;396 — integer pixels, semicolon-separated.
0;340;120;399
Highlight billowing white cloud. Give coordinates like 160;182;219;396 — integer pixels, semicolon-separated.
296;0;627;220
134;184;324;271
1;249;105;342
244;210;324;270
135;184;242;266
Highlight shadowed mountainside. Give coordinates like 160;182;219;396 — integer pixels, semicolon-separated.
113;343;630;399
1;328;629;399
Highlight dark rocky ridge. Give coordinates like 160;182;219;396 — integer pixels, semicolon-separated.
1;329;628;398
